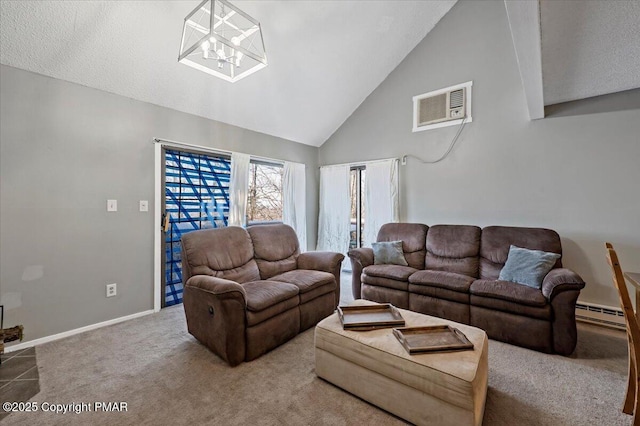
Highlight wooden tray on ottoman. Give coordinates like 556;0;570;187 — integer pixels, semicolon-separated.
337;303;405;330
393;325;474;354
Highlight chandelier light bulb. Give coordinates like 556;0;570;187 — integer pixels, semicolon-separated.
201;40;210;52
231;37;240;46
217;48;225;59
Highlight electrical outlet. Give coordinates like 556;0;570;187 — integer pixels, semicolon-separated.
139;200;148;212
107;199;118;212
106;283;117;298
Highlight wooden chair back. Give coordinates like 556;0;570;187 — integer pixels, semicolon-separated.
606;242;640;420
606;243;640;344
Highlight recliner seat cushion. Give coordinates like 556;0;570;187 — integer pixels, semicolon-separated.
270;269;335;301
363;265;418;281
470;294;551;320
241;281;300;312
408;270;475;293
361;275;408;291
470;280;547;307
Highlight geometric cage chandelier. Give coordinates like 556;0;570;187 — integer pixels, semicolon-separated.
178;0;267;83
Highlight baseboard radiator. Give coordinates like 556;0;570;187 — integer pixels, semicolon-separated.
575;302;625;330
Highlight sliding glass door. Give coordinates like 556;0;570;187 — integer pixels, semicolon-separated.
350;167;366;250
162;148;231;307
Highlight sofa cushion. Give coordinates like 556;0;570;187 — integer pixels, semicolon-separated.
271;269;335;304
470;294;552;320
361;275;409;291
372;241;408;266
479;226;562;280
363;265;418;281
408;284;470;305
498;245;561;289
377;223;428;270
425;225;481;277
181;226;260;284
408;270;475;293
245;294;300;327
469;280;547;307
241;281;299;312
248;224;300;279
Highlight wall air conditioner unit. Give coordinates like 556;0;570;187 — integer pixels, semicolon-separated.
413;81;473;132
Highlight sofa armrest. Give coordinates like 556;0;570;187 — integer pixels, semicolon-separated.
183;275;247;366
347;248;374;300
298;251;345;273
348;248;374;269
186;275;247;303
298;251;345;308
542;268;585;356
541;268;585;301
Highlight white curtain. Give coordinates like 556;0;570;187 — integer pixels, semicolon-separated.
363;159;399;247
316;165;351;255
229;152;250;227
283;161;307;251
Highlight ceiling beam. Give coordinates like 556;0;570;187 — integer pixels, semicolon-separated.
504;1;545;120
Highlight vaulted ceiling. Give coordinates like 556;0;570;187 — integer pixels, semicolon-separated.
1;1;638;145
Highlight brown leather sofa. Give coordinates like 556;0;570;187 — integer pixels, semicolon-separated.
349;223;585;355
181;224;344;366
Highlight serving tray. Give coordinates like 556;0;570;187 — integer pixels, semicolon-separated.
337;304;405;330
392;325;474;354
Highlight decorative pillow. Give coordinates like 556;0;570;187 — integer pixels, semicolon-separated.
372;241;408;266
498;245;561;289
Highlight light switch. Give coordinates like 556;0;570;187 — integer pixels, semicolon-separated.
139;200;149;212
107;199;118;212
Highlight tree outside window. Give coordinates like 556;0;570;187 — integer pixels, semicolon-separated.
247;162;283;224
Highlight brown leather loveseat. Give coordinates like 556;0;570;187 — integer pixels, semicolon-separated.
349;223;585;355
182;224;344;366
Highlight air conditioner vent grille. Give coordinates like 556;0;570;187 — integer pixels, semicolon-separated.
419;93;447;125
450;89;464;109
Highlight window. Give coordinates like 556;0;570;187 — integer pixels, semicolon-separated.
349;167;366;249
247;161;284;225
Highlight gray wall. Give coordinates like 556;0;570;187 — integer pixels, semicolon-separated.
319;0;640;307
0;64;319;342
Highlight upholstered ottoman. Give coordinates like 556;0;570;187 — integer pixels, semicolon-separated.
315;300;488;426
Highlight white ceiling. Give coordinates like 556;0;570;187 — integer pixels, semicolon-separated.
540;0;640;106
3;1;636;142
0;0;456;146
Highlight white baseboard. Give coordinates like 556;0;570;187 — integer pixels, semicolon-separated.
3;309;155;353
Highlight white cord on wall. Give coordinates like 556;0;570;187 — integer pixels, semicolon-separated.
402;117;468;165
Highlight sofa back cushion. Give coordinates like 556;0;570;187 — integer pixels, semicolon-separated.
181;226;260;284
479;226;562;280
247;224;300;279
425;225;481;278
377;223;428;270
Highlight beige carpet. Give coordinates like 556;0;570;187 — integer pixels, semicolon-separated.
1;304;632;426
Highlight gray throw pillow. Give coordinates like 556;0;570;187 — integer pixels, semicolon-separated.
498;245;561;289
372;241;408;266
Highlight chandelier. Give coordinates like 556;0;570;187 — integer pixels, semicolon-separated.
178;0;267;83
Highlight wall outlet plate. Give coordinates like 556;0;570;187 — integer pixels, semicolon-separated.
106;283;117;297
139;200;148;212
107;200;118;212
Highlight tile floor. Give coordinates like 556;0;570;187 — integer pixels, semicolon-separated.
0;347;40;421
